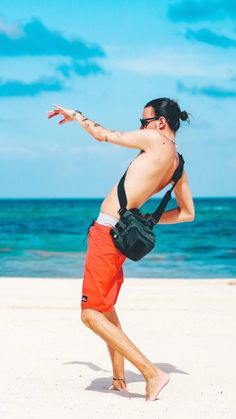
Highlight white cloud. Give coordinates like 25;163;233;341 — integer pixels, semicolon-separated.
101;42;236;80
107;51;233;78
0;142;117;159
69;145;104;155
0;145;36;157
0;17;22;38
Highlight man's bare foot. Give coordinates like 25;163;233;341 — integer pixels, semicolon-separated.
108;377;128;392
145;368;170;401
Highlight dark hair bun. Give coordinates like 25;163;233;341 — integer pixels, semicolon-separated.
144;98;191;132
180;110;189;121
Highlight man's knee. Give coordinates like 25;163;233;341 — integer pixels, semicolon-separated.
81;308;100;328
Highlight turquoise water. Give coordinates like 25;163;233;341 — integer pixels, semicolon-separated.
0;198;235;278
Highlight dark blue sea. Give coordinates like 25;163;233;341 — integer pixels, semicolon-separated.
0;198;235;278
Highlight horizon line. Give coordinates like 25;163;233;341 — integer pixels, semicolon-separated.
0;196;235;200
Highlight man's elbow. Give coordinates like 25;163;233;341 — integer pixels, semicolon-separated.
94;130;104;142
186;213;195;222
181;209;195;222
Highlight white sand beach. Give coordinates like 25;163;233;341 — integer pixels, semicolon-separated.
0;277;235;419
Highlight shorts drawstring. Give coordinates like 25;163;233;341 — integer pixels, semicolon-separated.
82;219;96;245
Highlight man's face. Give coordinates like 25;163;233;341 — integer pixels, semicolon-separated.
140;106;158;130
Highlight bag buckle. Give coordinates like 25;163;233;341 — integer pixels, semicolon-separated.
144;213;156;227
118;207;126;216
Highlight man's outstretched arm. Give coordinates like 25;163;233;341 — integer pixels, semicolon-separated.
72;110;158;151
48;105;159;151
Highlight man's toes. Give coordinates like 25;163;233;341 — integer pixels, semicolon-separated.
108;383;128;392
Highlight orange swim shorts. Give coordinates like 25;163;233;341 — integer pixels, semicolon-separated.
81;221;126;312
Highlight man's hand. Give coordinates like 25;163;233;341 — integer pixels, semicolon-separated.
47;104;75;125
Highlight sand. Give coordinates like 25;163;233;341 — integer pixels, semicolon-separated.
0;277;235;419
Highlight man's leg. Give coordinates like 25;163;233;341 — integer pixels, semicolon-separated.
103;307;127;391
81;307;169;401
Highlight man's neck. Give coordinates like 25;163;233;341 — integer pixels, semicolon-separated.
158;129;176;143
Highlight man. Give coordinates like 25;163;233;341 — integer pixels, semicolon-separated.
48;97;195;401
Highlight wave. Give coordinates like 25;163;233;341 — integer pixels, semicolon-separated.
26;249;85;258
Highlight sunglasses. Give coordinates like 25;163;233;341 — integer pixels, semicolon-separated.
140;117;160;128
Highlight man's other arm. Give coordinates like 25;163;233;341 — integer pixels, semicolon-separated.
157;170;195;224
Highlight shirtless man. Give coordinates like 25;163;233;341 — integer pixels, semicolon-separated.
48;97;195;401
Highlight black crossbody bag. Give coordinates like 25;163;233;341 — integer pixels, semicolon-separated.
109;152;185;261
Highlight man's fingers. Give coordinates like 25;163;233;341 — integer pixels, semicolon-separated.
48;105;71;125
48;113;57;119
59;118;68;125
47;110;60;119
53;104;63;110
48;110;60;114
48;109;60;114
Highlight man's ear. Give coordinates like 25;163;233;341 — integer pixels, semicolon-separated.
158;116;166;129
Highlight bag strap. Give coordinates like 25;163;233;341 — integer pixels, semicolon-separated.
117;167;129;215
150;152;185;224
117;153;185;221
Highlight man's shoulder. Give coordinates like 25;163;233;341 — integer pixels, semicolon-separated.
144;129;163;149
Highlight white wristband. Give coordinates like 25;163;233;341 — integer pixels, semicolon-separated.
71;110;82;120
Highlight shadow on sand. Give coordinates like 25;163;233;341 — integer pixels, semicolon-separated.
64;360;188;399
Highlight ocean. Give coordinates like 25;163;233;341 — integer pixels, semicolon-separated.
0;198;235;279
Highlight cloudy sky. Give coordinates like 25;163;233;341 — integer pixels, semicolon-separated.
0;0;235;198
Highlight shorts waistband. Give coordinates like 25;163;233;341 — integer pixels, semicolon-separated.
96;211;119;227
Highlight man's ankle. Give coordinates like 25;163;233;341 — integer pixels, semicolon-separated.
143;365;158;380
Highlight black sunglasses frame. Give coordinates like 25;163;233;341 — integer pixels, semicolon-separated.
140;117;160;127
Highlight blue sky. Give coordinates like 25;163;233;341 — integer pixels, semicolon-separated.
0;0;235;198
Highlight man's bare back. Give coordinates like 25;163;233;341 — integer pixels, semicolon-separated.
48;101;195;225
101;138;179;219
